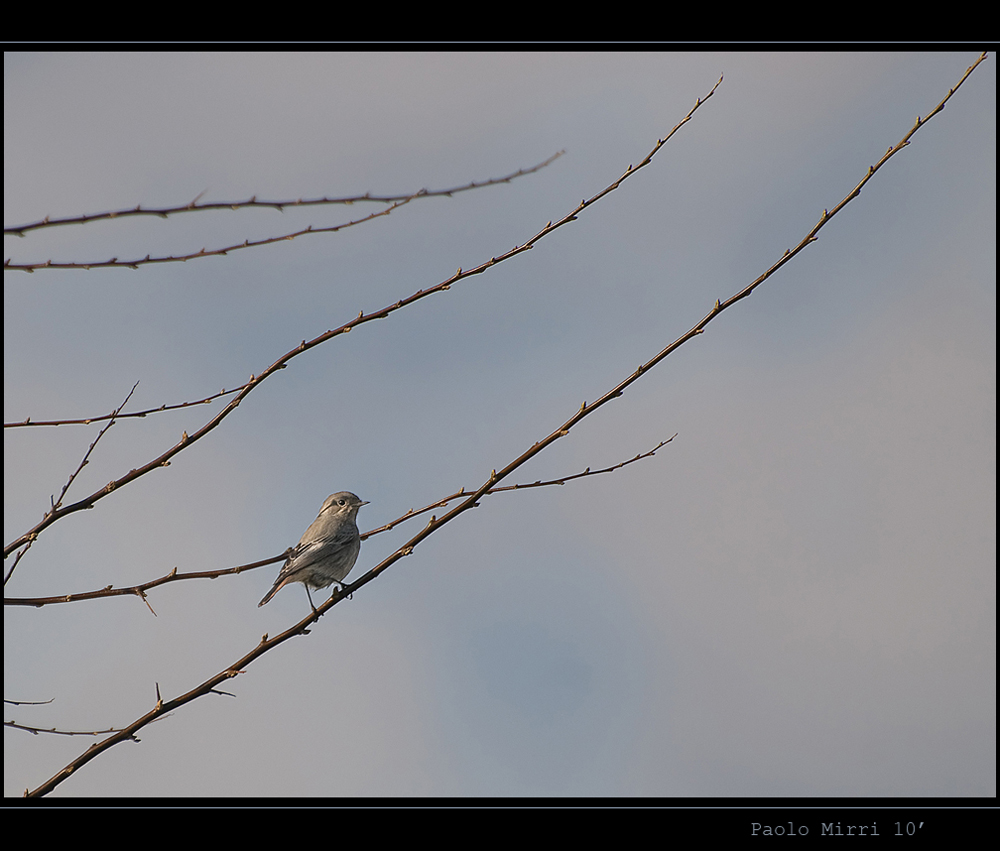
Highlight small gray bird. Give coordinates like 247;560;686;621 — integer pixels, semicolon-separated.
259;492;368;611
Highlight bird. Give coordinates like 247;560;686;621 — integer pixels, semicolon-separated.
259;492;369;611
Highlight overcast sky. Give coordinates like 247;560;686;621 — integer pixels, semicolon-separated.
4;50;995;798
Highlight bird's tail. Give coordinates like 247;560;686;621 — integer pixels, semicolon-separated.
258;582;282;607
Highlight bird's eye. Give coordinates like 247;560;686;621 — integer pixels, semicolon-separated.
338;499;345;505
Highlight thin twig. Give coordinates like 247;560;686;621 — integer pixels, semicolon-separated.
4;385;244;429
4;553;289;609
5;383;138;586
364;438;675;537
4;538;34;585
4;201;408;271
4;152;564;237
48;383;139;516
4;720;140;739
3;155;564;271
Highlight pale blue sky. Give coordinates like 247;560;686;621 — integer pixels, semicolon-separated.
5;50;995;797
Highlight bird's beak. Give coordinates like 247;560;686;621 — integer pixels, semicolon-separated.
360;501;370;506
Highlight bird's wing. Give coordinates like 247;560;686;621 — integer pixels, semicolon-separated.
274;530;353;582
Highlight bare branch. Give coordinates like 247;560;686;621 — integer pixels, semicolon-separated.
5;382;138;584
711;53;989;313
5;719;140;740
4;538;35;584
5;552;289;609
49;383;138;512
5;201;406;272
3;152;563;237
363;437;676;537
4;79;722;559
5;385;244;429
3;154;564;272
